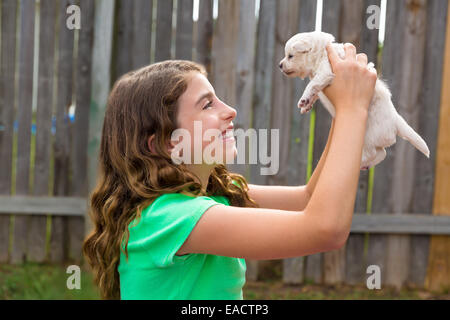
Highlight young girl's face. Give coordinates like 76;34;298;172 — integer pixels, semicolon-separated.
175;72;237;165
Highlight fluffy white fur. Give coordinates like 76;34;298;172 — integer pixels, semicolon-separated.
279;31;430;170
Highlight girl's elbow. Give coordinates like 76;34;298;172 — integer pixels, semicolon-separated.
325;227;350;251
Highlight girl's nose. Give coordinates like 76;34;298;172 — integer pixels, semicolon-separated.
220;101;237;120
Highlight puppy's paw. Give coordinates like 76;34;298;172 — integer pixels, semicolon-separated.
298;97;310;108
298;93;318;113
300;105;314;114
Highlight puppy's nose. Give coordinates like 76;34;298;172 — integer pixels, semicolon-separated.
279;62;283;69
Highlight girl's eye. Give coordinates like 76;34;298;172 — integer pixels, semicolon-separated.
203;101;213;110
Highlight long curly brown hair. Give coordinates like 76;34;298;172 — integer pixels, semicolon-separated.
82;60;258;300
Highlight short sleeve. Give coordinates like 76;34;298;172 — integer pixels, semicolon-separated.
231;179;243;190
135;193;223;268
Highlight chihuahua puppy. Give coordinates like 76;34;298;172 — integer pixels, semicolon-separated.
279;31;429;170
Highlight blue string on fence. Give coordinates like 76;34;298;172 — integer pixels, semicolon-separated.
0;113;75;135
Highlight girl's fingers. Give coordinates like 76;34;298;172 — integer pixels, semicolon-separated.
326;44;341;70
344;43;357;60
356;53;368;66
368;64;378;76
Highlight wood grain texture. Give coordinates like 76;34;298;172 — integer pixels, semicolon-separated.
343;0;380;286
131;0;152;70
0;196;86;215
113;0;153;79
154;0;173;62
111;0;133;81
195;0;213;73
175;0;193;60
12;0;36;264
283;0;317;286
0;0;18;263
386;0;427;290
409;0;448;288
250;0;276;187
267;0;300;283
313;0;342;285
87;0;116;236
211;0;239;106
228;0;256;179
267;0;300;186
68;0;94;263
51;0;76;263
426;0;450;292
350;214;450;234
370;0;429;290
337;0;372;286
247;0;277;282
367;0;405;289
29;0;57;262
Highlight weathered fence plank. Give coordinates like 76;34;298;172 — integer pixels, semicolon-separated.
339;0;378;286
111;0;134;80
426;0;450;292
29;0;57;262
12;0;36;264
211;0;242;216
112;0;153;80
384;0;427;290
409;0;448;288
51;0;76;263
247;0;276;282
350;214;450;235
360;0;380;64
310;0;342;285
0;196;87;216
268;0;300;187
175;0;193;60
368;0;403;288
211;0;239;106
265;0;300;283
235;0;256;151
0;0;18;263
154;0;173;62
87;0;116;236
68;0;94;263
250;0;276;187
5;203;450;234
229;0;256;180
131;0;152;70
283;0;317;286
195;0;213;73
322;0;348;285
344;0;380;286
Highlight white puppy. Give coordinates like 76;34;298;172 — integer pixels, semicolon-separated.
279;31;430;170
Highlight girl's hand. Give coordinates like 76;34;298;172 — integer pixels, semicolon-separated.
323;43;377;115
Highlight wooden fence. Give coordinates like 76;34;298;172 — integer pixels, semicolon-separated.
0;0;449;292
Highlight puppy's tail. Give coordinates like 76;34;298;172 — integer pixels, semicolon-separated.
396;114;430;158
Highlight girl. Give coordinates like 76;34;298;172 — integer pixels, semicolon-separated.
83;43;377;300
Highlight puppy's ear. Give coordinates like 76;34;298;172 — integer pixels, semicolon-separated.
324;32;335;44
293;41;312;54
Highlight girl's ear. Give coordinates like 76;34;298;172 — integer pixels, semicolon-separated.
147;134;157;154
148;134;178;155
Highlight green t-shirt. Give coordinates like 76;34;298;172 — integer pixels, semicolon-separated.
118;192;246;300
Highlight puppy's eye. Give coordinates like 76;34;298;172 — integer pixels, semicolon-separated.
288;54;293;59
